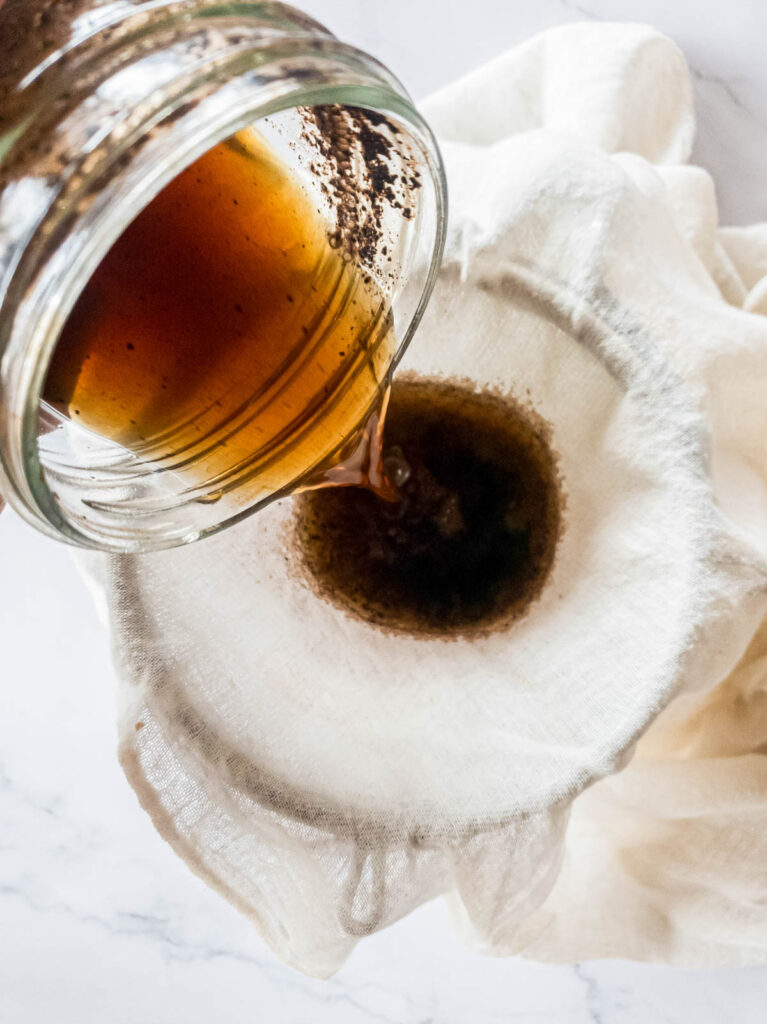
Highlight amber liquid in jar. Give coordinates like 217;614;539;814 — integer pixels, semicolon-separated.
43;127;395;503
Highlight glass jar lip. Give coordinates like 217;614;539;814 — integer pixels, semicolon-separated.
0;15;447;551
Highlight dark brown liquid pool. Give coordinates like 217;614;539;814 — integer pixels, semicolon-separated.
293;376;563;638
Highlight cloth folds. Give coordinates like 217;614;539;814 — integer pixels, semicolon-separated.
82;22;767;974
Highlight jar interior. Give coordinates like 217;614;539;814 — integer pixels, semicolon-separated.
35;105;439;549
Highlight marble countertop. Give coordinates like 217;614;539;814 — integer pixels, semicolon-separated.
3;1;767;1021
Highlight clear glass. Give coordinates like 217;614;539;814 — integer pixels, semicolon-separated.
0;1;446;551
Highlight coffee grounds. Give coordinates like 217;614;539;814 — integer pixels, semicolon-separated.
293;376;563;639
301;104;420;272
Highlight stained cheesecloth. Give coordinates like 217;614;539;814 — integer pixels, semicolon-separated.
79;22;767;976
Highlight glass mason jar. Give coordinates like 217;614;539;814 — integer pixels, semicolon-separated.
0;0;446;551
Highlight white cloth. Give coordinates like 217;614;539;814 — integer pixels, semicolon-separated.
82;22;767;975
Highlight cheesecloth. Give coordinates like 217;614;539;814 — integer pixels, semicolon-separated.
80;22;767;976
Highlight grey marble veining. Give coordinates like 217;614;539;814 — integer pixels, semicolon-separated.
3;1;767;1021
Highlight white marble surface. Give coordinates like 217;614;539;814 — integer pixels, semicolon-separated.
3;1;767;1021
